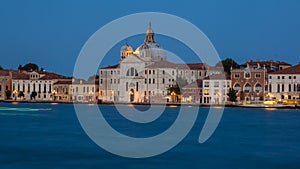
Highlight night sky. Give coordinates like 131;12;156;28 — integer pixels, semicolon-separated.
1;0;300;76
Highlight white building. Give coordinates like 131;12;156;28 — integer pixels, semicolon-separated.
99;23;212;103
267;63;300;100
202;73;231;104
11;70;70;101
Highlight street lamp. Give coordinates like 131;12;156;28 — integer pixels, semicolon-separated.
171;91;176;102
52;90;57;101
13;90;18;100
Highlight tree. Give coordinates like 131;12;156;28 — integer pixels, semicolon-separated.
88;75;99;82
227;88;238;102
20;63;39;71
176;76;188;89
18;91;25;98
216;58;239;74
5;90;11;100
18;64;22;70
30;91;37;100
167;84;181;95
0;65;3;70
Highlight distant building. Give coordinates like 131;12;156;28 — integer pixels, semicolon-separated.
0;70;12;100
53;79;99;102
202;73;231;104
11;70;70;101
267;63;300;100
181;79;202;103
231;65;267;102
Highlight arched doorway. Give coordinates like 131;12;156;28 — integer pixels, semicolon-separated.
129;89;134;102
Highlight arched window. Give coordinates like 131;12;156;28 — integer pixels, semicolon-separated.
255;83;262;93
244;83;251;93
233;83;241;91
126;67;138;76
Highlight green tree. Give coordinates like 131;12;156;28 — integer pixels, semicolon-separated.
0;65;3;70
5;90;11;100
167;84;181;95
18;91;25;98
227;88;238;102
30;91;37;100
21;63;39;71
18;64;22;70
88;75;99;82
216;58;239;74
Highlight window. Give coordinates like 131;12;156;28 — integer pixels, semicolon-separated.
204;81;209;87
145;70;147;74
255;73;261;78
234;74;240;78
289;76;292;79
110;79;112;84
126;67;138;76
100;79;103;84
136;82;139;91
149;70;151;74
277;84;280;92
244;83;251;93
114;79;116;84
277;76;280;79
145;79;147;84
244;72;250;78
172;71;174;76
126;82;128;91
214;82;219;87
289;84;292;92
87;87;89;92
153;78;155;84
282;84;284;92
83;87;85;93
76;87;78;93
38;84;41;93
297;84;300;92
234;83;241;91
162;78;165;84
294;76;296;79
269;76;272;79
254;83;262;93
153;70;155;74
269;84;272;93
162;70;165;74
204;89;209;95
282;76;285;79
111;70;113;75
149;78;151;84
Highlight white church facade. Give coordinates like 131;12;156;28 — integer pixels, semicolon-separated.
98;23;219;103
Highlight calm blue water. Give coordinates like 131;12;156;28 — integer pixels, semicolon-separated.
0;103;300;169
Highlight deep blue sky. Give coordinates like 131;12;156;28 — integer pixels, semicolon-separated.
1;0;300;76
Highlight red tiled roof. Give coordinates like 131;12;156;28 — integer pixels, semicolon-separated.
204;73;230;80
182;79;203;89
240;60;291;67
11;70;69;80
269;63;300;74
0;70;9;76
100;64;120;69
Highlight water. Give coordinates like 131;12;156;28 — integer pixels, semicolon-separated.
0;103;300;169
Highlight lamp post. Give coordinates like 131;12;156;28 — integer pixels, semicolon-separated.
171;91;176;103
13;90;18;100
52;90;57;101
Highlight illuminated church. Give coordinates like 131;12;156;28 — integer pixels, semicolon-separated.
98;23;213;103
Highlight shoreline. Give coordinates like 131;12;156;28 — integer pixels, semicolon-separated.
0;100;299;109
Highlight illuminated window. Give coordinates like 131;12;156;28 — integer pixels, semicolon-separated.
204;89;209;95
